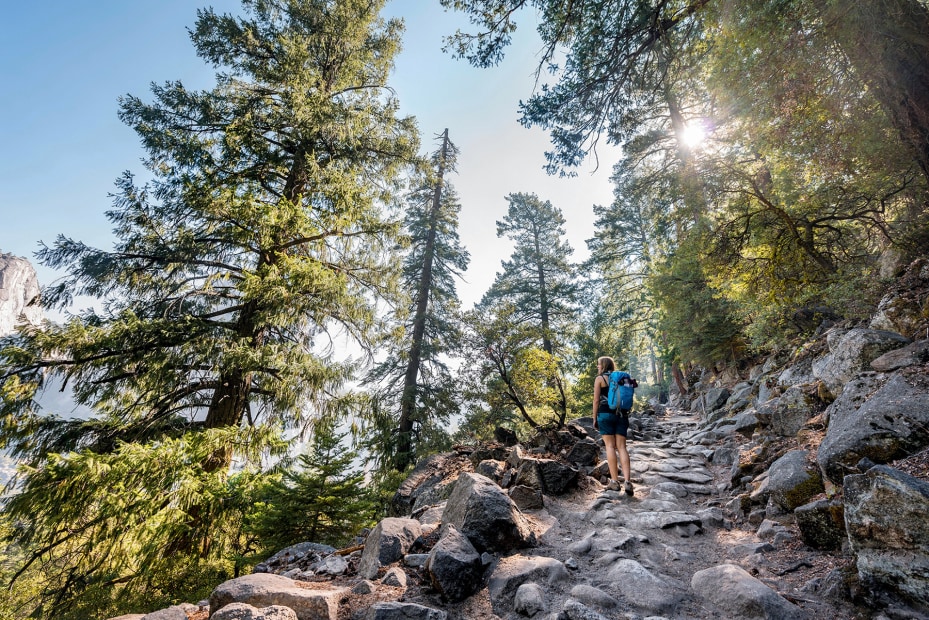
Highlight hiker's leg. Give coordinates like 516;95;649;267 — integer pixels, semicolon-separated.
603;434;620;482
617;435;631;483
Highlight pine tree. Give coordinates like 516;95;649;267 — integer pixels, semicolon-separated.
467;194;578;430
365;130;470;472
250;418;375;551
0;0;416;616
481;192;578;356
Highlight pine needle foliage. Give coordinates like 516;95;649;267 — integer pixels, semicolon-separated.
443;0;929;367
364;131;470;473
249;419;375;551
0;0;417;616
481;192;579;356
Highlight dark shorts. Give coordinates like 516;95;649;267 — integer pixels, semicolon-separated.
597;410;629;437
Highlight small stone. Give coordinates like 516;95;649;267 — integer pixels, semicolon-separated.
381;567;407;588
514;583;547;617
352;580;376;595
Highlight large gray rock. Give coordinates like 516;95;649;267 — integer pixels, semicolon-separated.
508;484;544;510
209;574;345;620
624;511;703;532
211;603;297;620
363;602;447;620
565;439;599;465
757;379;776;406
513;583;548;617
424;525;483;602
812;328;911;395
795;498;846;551
535;458;579;494
513;455;579;495
474;459;506;482
844;465;929;607
140;607;190;620
487;555;567;613
312;554;348;577
0;253;43;337
703;387;731;414
358;518;422;579
817;372;929;484
732;410;760;438
691;564;807;619
871;339;929;372
380;567;407;588
442;473;536;553
877;246;907;279
766;450;823;511
568;584;618;611
776;357;815;389
821;373;886;428
603;559;683;613
512;458;542;489
390;452;468;516
755;387;817;437
727;382;754;406
869;259;929;338
711;444;740;467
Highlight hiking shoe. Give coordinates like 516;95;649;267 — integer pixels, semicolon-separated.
624;480;634;496
606;480;620;491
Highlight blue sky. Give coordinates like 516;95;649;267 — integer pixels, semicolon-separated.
0;0;618;310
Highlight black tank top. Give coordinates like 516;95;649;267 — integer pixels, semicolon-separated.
597;372;615;414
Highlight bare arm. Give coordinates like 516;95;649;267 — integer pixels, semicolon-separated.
592;376;603;428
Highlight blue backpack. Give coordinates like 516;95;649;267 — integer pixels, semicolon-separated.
606;371;636;412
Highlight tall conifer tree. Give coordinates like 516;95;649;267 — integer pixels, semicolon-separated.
481;192;578;356
0;0;416;615
366;130;470;472
470;193;577;429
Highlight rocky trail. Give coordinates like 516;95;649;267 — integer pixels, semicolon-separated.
149;404;912;620
405;408;864;620
482;409;860;620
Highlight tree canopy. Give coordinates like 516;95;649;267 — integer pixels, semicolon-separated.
443;0;929;363
0;0;417;615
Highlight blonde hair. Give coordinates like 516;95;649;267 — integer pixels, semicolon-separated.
598;356;615;373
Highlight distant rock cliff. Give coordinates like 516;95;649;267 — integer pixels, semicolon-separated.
0;252;43;336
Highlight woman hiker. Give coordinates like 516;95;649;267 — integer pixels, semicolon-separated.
592;356;634;495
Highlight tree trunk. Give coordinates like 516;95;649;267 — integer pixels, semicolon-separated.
396;129;451;471
532;225;553;355
203;299;263;473
649;346;659;385
201;142;309;473
671;361;688;396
